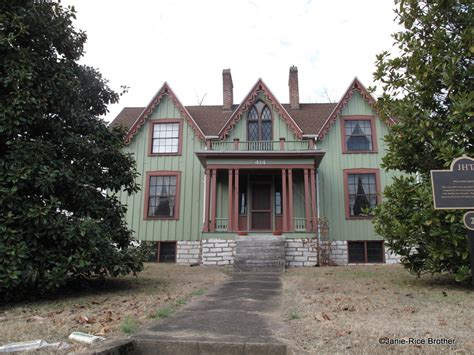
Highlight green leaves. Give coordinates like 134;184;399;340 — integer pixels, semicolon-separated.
372;0;472;282
0;1;144;301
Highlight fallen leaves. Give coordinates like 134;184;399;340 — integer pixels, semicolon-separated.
322;312;331;321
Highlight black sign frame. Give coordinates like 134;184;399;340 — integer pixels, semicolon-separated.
430;155;474;210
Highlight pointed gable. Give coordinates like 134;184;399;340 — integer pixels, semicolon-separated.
218;79;304;139
125;82;205;144
317;78;396;139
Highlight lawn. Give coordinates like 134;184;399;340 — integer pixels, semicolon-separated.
0;263;227;352
279;265;474;354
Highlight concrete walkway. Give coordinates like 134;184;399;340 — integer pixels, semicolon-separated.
133;272;287;354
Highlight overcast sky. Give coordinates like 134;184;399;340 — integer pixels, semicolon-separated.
62;0;400;122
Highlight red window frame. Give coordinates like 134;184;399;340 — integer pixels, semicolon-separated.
148;119;183;156
144;171;181;220
343;168;381;220
340;115;378;154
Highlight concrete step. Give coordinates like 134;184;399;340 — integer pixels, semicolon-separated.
234;235;286;273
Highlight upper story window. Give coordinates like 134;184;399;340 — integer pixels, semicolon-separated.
341;116;377;153
150;120;182;155
343;169;380;219
247;101;272;141
145;171;181;220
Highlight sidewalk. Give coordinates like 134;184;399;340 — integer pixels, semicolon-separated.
133;272;287;354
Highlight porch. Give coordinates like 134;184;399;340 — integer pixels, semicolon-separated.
197;139;324;234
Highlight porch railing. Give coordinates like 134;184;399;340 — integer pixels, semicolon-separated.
208;140;314;152
294;218;306;231
215;218;228;231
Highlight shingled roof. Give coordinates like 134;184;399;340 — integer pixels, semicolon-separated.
110;102;337;136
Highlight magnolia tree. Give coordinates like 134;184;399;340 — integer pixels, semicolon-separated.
0;1;147;300
373;0;473;281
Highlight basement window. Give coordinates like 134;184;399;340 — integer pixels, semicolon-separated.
158;242;176;263
148;242;177;263
348;241;384;263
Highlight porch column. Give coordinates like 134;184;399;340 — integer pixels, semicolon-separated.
304;169;312;232
233;169;239;231
228;169;233;232
210;169;217;232
288;169;294;231
203;169;210;232
282;169;288;232
310;168;317;232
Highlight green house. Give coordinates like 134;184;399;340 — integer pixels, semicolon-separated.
110;67;401;266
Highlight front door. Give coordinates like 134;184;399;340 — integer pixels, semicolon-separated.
250;182;272;230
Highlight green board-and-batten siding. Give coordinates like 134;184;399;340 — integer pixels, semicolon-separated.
317;91;400;241
115;96;205;241
116;90;398;243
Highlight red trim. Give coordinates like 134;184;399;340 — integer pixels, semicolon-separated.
310;169;317;231
148;119;183;156
304;169;311;232
343;168;381;220
340;116;378;154
228;170;233;232
282;169;288;232
218;79;303;139
318;78;396;140
210;169;217;232
234;169;239;231
125;82;205;144
203;169;210;231
144;171;181;220
288;169;294;231
279;138;285;150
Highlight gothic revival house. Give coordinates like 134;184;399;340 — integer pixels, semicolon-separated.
110;67;401;266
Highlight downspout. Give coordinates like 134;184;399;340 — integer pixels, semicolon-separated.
314;135;322;265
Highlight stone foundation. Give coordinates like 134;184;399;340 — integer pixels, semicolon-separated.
284;239;318;267
176;241;201;265
202;239;236;266
176;238;400;267
319;240;348;265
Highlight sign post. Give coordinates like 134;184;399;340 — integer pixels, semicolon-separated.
431;155;474;285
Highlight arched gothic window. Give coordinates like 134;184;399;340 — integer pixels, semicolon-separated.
247;101;272;141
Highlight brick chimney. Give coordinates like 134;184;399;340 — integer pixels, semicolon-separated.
223;69;233;111
289;65;300;110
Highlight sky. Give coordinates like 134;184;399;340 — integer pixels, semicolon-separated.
61;0;400;122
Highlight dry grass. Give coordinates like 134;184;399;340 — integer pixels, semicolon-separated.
0;263;228;352
280;265;474;354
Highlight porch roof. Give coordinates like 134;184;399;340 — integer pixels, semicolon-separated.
195;150;325;168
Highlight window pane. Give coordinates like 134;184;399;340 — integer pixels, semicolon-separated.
366;241;384;262
262;106;271;121
248;107;258;120
345;120;372;151
152;123;180;153
348;173;377;216
148;175;177;218
275;192;282;215
261;121;272;141
348;242;366;263
248;121;259;141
